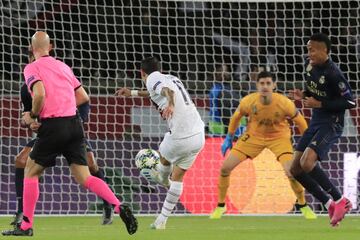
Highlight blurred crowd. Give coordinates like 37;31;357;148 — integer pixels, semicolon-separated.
1;0;359;95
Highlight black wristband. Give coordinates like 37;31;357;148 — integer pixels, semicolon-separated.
29;111;39;119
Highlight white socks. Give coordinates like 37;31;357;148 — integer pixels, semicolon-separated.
157;163;172;182
155;181;183;225
325;199;332;209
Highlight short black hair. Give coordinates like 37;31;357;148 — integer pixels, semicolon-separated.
257;71;273;82
310;33;331;53
141;56;161;75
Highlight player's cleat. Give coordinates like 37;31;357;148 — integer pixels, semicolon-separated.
1;227;33;236
330;197;352;227
328;201;335;219
150;221;166;230
209;206;227;219
140;168;170;187
328;201;340;227
299;205;317;219
119;205;138;235
10;212;23;226
140;168;157;184
102;205;114;225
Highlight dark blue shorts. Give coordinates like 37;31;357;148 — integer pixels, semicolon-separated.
84;138;93;152
26;138;36;148
295;122;343;160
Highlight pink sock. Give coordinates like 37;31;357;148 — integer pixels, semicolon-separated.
84;176;121;213
20;177;39;230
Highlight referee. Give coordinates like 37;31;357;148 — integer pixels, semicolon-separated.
2;31;137;236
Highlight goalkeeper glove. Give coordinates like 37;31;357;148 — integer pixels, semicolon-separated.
221;134;233;156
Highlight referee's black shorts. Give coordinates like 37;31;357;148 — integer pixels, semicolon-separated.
29;115;87;168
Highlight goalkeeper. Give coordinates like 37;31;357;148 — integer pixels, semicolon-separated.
210;71;316;219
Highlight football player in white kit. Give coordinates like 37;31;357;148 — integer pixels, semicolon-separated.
116;56;205;230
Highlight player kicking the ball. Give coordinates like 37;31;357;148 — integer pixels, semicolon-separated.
116;56;205;230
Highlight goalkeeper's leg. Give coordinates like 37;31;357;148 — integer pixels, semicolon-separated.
279;154;317;220
210;151;247;219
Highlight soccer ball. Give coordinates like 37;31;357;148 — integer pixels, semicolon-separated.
135;149;160;170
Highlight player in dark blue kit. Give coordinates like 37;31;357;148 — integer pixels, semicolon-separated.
8;83;114;228
289;33;356;227
9;83;37;227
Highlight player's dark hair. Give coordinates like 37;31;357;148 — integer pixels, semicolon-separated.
310;33;331;54
141;56;161;75
257;71;273;82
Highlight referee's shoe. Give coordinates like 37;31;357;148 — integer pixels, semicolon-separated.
119;205;138;235
2;227;33;237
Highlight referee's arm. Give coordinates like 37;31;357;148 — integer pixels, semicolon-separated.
75;86;89;107
30;81;46;117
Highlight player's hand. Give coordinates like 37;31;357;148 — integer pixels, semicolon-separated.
304;97;322;108
161;105;174;120
30;122;41;133
22;112;36;126
115;87;131;97
20;112;29;127
221;134;233;156
288;89;303;101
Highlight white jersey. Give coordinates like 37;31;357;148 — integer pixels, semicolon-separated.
146;71;204;138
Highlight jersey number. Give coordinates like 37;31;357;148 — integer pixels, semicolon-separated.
172;80;191;105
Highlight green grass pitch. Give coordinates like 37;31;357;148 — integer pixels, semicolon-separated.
1;216;359;240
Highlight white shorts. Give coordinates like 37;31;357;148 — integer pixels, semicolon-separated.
159;131;205;170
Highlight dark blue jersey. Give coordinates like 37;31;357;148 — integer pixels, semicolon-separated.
21;82;90;122
304;59;356;126
20;83;32;112
209;82;240;126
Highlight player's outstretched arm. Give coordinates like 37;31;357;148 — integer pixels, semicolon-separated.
75;86;90;107
291;112;308;135
221;106;243;156
115;87;149;98
286;99;308;135
227;106;243;136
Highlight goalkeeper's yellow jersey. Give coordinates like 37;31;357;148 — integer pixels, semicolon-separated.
239;92;298;139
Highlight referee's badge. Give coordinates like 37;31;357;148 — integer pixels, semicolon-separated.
319;76;325;84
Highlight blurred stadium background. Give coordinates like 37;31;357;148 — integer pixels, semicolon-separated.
1;0;359;218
